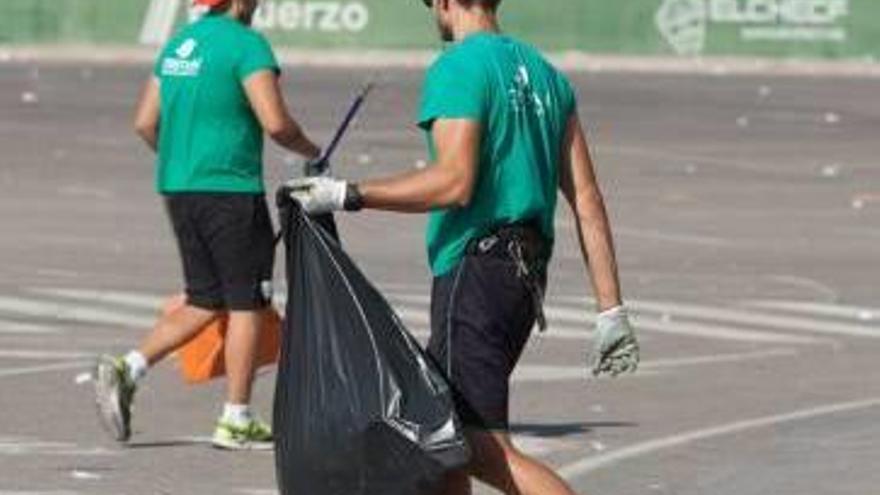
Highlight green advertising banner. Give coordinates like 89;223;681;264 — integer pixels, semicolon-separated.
0;0;878;61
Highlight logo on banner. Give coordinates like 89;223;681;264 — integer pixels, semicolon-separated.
656;0;850;55
253;1;370;33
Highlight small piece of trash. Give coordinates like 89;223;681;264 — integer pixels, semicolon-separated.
71;470;102;481
590;404;605;414
589;440;607;452
648;483;665;491
820;164;841;178
415;160;427;170
857;310;874;321
21;91;39;104
736;116;750;128
75;372;93;385
758;85;772;98
851;199;865;210
357;153;373;165
824;112;841;124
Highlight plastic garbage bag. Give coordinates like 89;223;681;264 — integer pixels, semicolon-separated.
273;197;470;495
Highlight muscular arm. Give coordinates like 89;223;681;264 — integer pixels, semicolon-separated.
559;112;623;312
358;119;481;213
133;77;160;152
244;70;321;159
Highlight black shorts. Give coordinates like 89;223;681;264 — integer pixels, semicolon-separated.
165;193;275;311
428;225;547;430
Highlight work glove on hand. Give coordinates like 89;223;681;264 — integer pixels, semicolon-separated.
285;177;348;215
590;305;640;377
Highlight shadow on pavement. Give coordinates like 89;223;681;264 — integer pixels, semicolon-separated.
509;421;637;437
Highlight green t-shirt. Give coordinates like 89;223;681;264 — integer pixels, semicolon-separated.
418;32;577;276
153;14;280;193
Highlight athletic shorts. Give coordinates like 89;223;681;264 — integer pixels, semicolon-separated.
428;224;547;430
164;193;275;311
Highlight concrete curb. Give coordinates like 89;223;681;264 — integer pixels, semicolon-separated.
2;45;879;78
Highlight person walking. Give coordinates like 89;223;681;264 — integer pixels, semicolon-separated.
94;0;322;450
287;0;640;492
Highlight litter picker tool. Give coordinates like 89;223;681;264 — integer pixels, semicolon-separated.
279;80;375;241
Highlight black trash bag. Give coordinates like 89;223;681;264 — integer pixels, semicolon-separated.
273;197;470;495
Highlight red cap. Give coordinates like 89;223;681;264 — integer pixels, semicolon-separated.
192;0;227;7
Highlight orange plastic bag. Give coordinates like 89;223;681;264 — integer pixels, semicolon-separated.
163;295;282;384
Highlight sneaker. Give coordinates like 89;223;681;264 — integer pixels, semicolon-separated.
212;418;273;451
93;355;137;442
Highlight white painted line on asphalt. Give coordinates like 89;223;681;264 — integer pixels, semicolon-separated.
0;350;95;360
0;296;154;328
512;348;796;383
0;361;91;379
0;491;80;495
743;300;878;322
29;288;164;311
628;300;879;339
640;348;798;369
513;435;581;457
513;366;660;382
0;439;118;457
559;396;880;480
392;299;815;344
0;319;59;335
631;315;824;345
70;470;102;481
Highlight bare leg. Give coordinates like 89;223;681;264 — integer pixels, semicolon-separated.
223;309;265;404
138;303;220;365
467;430;580;495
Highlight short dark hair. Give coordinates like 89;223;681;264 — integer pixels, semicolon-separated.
458;0;501;9
421;0;502;11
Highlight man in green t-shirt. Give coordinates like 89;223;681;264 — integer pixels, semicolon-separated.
288;0;639;492
93;0;323;450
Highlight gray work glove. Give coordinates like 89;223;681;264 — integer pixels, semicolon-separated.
284;177;348;215
590;305;640;377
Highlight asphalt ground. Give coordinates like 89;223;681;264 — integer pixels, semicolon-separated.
0;61;878;495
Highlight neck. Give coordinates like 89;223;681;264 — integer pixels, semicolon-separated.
452;9;499;41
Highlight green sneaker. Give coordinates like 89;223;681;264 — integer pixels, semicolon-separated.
212;418;274;451
93;355;137;442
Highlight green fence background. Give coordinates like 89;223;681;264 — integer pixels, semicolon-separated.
0;0;877;61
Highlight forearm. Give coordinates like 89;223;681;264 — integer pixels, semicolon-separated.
358;165;469;213
271;119;320;159
573;192;623;311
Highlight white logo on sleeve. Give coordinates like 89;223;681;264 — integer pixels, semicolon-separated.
162;38;203;77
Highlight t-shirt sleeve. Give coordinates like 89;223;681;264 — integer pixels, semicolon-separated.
417;55;487;130
152;49;165;78
559;73;577;119
237;33;281;81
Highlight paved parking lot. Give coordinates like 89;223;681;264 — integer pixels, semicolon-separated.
0;62;878;494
